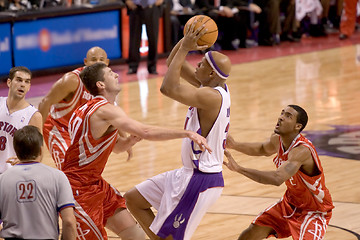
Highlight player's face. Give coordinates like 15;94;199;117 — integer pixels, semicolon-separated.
7;71;31;99
195;57;213;85
84;50;109;67
103;67;121;93
274;107;299;135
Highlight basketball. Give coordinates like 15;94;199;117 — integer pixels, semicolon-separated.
183;15;218;46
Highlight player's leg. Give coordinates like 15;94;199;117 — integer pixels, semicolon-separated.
182;187;223;240
73;201;107;240
124;188;161;240
105;208;145;240
290;211;332;240
238;223;275;240
240;199;291;240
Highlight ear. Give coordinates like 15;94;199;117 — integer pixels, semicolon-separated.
96;81;105;90
84;58;88;66
7;78;11;87
295;123;302;132
105;59;110;66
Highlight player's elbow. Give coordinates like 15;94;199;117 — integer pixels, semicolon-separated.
160;83;176;98
272;179;284;186
160;84;169;96
272;174;285;186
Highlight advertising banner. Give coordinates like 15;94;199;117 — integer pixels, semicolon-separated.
0;23;12;76
13;10;121;70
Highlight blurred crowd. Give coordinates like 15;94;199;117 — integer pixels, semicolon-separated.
168;0;360;50
0;0;358;49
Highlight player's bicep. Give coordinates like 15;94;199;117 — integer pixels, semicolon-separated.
99;105;145;137
44;74;79;104
277;146;309;180
29;112;43;133
276;160;302;181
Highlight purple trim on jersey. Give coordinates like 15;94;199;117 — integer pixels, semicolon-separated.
157;169;224;240
57;203;75;212
17;162;40;165
191;128;202;169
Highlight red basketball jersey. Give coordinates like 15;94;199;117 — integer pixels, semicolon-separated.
63;96;118;186
273;134;334;212
48;67;92;128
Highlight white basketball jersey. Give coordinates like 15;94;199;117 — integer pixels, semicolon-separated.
0;97;38;173
181;84;230;173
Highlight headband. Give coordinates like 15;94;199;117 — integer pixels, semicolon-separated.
205;51;229;80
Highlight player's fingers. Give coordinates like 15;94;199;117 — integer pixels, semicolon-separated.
224;149;231;157
189;19;198;33
201;141;212;154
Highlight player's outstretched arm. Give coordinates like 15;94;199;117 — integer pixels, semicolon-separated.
98;104;212;153
38;73;79;124
224;146;307;186
112;134;142;155
226;133;278;157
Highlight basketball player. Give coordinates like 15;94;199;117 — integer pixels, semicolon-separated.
124;20;232;240
38;46;119;170
224;105;334;240
0;126;76;240
62;62;211;240
0;66;42;173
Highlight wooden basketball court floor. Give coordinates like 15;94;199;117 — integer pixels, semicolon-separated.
2;33;360;239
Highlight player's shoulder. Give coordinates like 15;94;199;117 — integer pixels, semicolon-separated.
290;144;312;162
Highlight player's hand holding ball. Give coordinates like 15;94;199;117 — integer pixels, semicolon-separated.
182;15;218;51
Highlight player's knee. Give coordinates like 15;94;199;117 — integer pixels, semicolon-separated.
118;224;146;240
124;188;139;207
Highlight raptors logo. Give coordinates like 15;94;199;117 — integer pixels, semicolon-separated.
173;214;185;229
303;125;360;161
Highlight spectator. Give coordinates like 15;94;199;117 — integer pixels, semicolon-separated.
339;0;359;39
279;0;301;42
125;0;164;75
168;0;196;47
194;0;261;49
8;0;32;10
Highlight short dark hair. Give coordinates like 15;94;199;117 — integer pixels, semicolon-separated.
13;126;43;161
288;105;308;132
80;62;107;96
9;66;32;80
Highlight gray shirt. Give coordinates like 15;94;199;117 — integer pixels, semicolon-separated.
0;162;75;239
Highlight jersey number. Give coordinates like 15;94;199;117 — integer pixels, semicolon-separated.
16;180;36;202
0;136;7;151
